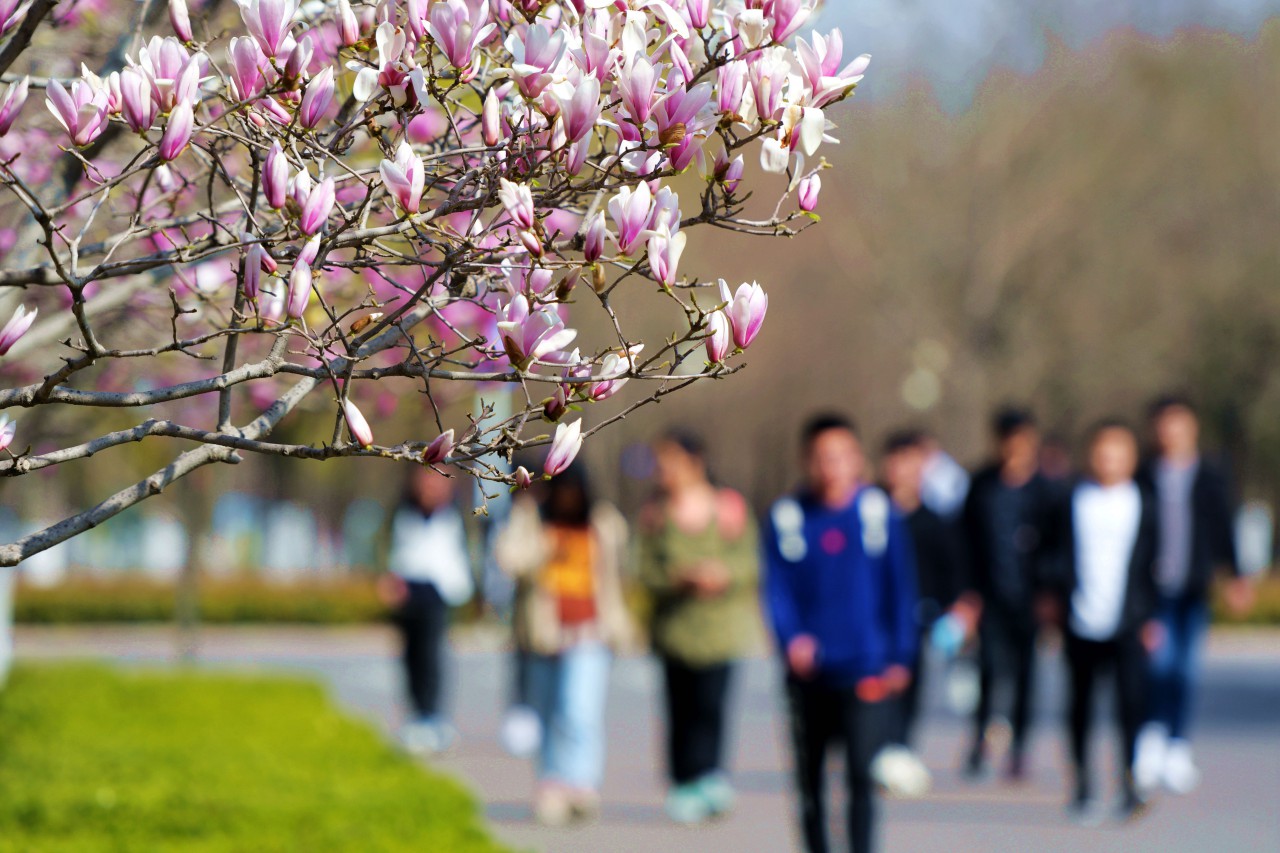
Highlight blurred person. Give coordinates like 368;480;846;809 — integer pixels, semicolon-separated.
494;462;631;826
920;432;970;520
1050;421;1160;823
961;407;1059;780
1039;432;1076;502
1134;395;1252;794
880;429;974;756
637;431;760;824
764;414;917;853
378;466;474;755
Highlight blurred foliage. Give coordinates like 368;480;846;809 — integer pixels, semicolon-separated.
0;664;510;852
13;575;389;624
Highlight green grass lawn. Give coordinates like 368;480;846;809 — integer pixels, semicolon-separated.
0;665;511;852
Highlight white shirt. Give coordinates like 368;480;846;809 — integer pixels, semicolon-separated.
388;505;474;606
1071;481;1141;641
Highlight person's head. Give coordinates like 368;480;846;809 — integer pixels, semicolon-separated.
653;429;709;495
542;461;592;527
1149;394;1200;460
992;407;1039;474
881;429;927;503
407;465;455;512
802;413;864;505
1086;420;1139;487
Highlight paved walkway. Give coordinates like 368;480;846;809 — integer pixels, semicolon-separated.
14;625;1280;852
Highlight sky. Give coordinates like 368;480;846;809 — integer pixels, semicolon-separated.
820;0;1280;109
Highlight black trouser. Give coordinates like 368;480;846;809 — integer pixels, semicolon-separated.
893;627;929;747
787;678;889;853
398;581;448;719
1065;630;1147;799
662;656;733;785
972;611;1037;760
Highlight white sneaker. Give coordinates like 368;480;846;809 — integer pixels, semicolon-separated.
1161;739;1201;794
500;705;542;759
872;744;932;799
1133;723;1168;794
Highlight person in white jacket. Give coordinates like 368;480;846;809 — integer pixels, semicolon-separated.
379;466;474;755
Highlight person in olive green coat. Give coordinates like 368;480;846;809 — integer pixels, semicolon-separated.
637;431;761;824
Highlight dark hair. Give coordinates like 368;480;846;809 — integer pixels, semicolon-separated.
541;461;592;527
992;407;1036;440
882;428;926;456
658;428;706;460
802;412;858;449
1148;393;1197;421
1087;418;1137;446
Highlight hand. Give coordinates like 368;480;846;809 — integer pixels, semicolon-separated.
376;574;408;609
1141;619;1164;654
1223;577;1255;618
787;635;819;680
685;561;731;598
1034;592;1062;628
882;664;912;696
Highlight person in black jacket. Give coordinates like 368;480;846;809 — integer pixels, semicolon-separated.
881;429;972;750
1134;395;1251;794
961;408;1059;780
1051;421;1160;823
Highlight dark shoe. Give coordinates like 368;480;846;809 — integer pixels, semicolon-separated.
1116;788;1150;823
1067;795;1104;827
963;744;988;780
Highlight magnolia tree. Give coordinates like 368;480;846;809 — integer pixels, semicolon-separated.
0;0;867;565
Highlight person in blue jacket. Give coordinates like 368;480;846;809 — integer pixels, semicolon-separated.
764;414;919;853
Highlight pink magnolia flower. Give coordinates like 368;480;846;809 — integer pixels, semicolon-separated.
0;303;36;355
769;0;812;43
646;225;686;287
749;48;791;123
135;36;197;112
587;349;639;401
336;0;359;46
424;429;454;464
720;153;744;194
514;466;534;489
553;75;601;144
426;0;495;75
615;51;660;127
796;30;870;108
342;399;373;447
798;174;820;211
0;415;15;453
725;280;768;349
227;36;269;102
264;142;288;208
0;75;29;136
542;385;567;421
299;66;334;129
45;79;109;146
119;68;156;133
379;142;424;214
497;295;577;367
298;177;335;235
582;212;606;263
716;60;749;120
286;235;320;319
481;87;502;146
505;23;566;99
686;0;710;28
169;0;193;41
0;0;32;37
283;35;314;83
704;309;730;363
498;178;535;229
544;419;584;477
158;100;194;161
607;182;654;256
237;0;299;59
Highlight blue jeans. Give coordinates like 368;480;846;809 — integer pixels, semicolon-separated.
1149;595;1209;740
527;641;611;789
